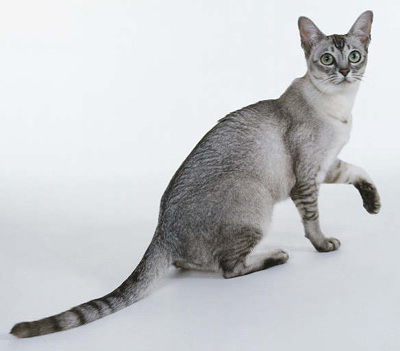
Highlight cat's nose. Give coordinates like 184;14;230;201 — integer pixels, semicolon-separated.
339;68;350;77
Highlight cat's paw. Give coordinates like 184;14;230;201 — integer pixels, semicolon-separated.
270;249;290;263
260;249;289;270
354;180;381;214
315;237;341;252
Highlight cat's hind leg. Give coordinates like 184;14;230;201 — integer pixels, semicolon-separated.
219;227;289;279
173;261;211;271
222;249;289;279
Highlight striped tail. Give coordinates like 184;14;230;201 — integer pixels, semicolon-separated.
10;237;171;338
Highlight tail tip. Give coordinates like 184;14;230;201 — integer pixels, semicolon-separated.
10;322;32;338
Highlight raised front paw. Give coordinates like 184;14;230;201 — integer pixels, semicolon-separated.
354;180;381;214
315;237;341;252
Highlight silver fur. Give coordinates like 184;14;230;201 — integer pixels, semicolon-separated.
11;11;380;338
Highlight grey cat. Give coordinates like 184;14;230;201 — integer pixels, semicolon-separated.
11;10;380;338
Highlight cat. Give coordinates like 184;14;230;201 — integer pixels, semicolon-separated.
11;10;380;338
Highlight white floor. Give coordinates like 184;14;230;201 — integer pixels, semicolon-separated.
1;171;399;351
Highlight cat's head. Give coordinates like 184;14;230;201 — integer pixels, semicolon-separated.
298;11;373;93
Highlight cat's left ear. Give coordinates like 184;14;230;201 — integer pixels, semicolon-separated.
348;11;373;49
298;16;325;57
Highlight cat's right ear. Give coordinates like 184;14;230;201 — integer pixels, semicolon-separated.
298;17;325;56
348;11;373;49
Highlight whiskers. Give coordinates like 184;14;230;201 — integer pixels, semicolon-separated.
321;76;337;84
320;73;364;86
351;73;365;82
314;75;346;93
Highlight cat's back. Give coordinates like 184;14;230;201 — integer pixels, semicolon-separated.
207;98;289;157
218;98;287;130
160;99;292;211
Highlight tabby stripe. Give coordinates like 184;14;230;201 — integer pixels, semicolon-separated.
296;198;317;205
50;316;62;332
303;212;319;221
70;307;87;325
86;301;102;315
331;170;342;183
102;298;115;312
292;192;316;200
295;184;314;192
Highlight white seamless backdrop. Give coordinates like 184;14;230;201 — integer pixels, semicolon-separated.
0;1;399;351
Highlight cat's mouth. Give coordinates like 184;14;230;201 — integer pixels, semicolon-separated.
337;77;352;85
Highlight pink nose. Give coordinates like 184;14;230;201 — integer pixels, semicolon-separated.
340;68;350;77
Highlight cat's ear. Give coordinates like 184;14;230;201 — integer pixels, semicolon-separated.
348;11;373;49
298;16;325;56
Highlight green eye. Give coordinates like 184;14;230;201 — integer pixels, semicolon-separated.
320;53;334;65
349;50;361;63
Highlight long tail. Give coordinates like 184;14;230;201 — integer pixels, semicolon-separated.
10;236;172;338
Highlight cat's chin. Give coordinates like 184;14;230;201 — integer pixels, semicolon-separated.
307;74;359;94
338;78;352;84
335;77;361;86
319;79;359;94
329;83;358;94
334;74;364;87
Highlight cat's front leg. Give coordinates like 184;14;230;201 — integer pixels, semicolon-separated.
290;180;341;252
324;159;381;214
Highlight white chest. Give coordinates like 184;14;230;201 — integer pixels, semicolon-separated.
308;87;356;184
298;77;359;184
316;91;356;124
315;117;352;184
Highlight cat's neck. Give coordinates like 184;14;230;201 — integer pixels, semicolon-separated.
301;73;360;124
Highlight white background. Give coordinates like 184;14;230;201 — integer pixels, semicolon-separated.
1;1;399;350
